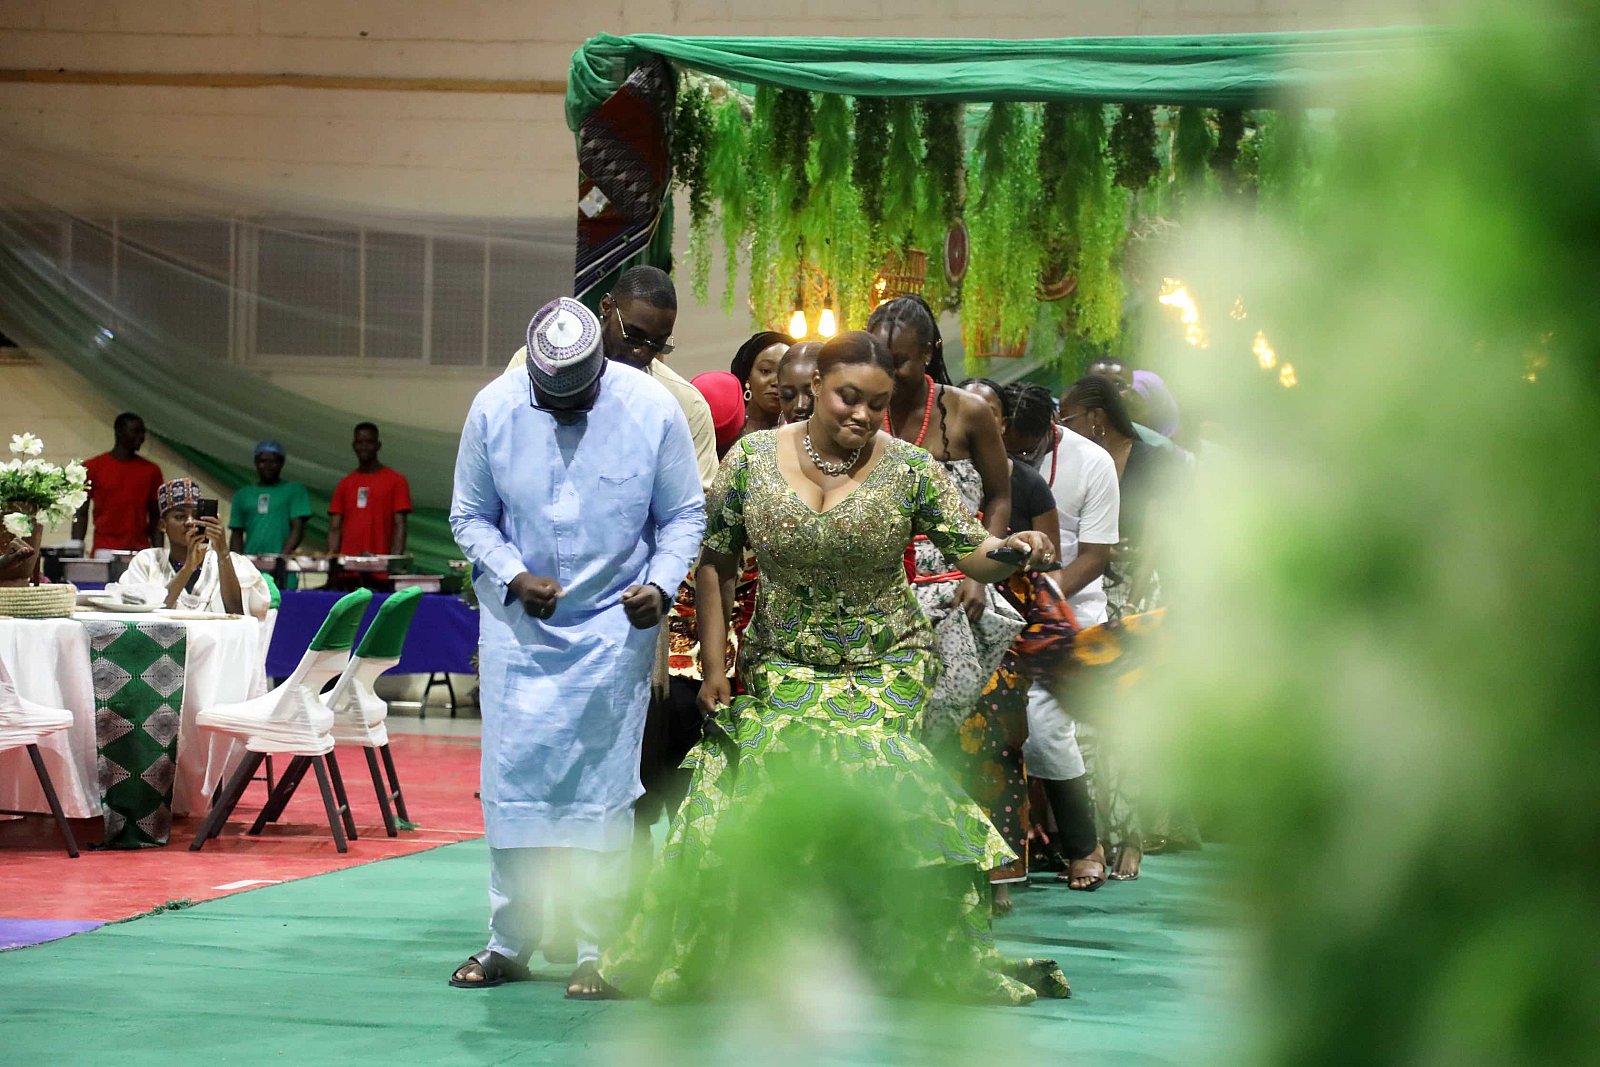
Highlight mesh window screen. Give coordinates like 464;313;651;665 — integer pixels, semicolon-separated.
488;236;540;362
363;231;425;362
429;236;486;366
256;226;361;358
118;219;233;361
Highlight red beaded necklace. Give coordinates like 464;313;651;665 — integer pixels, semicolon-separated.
884;374;937;447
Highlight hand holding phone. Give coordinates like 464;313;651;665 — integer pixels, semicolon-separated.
986;543;1063;572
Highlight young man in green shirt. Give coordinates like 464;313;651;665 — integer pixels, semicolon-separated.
228;440;312;555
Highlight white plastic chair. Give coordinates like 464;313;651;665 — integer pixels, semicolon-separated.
323;587;422;838
252;572;282;699
0;655;78;857
189;588;372;853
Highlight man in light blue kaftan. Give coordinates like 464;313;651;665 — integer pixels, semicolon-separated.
447;297;706;994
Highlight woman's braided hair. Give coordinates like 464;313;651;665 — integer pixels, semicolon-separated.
868;295;954;457
1005;383;1057;442
1065;374;1139;441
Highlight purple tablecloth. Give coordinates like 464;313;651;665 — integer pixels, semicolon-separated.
266;591;477;677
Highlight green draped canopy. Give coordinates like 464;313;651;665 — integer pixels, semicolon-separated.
566;28;1451;130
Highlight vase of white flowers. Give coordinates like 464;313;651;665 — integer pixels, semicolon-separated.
1;433;90;587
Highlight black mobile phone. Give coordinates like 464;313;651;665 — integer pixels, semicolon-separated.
986;545;1063;572
196;498;219;521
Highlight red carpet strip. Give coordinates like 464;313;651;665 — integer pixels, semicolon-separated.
0;733;482;928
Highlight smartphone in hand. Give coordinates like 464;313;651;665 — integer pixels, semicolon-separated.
986;545;1029;567
196;498;219;521
986;545;1063;572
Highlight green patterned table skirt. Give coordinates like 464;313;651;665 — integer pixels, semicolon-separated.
82;620;188;848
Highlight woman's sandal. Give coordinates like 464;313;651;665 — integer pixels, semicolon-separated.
1108;848;1142;881
449;949;531;989
1058;857;1108;892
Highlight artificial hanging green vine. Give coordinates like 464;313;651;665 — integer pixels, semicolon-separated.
880;99;923;255
670;77;715;302
1109;104;1160;191
773;89;815;213
1210;108;1246;195
1172;105;1215;205
1235;111;1263;198
1258;107;1309;220
804;94;874;330
852;97;890;233
963;102;1042;359
745;86;786;330
1069;105;1128;349
916;100;964;309
1034;103;1125;356
706;95;750;313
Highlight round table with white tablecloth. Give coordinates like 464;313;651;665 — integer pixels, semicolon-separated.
0;611;263;825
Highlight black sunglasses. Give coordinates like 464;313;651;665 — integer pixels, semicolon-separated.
610;304;674;356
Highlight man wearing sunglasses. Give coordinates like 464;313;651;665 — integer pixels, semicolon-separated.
508;266;718;493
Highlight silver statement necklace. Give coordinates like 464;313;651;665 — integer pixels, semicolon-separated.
803;422;863;476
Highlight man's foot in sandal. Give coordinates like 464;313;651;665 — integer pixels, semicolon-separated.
1059;845;1108;891
449;949;531;989
565;959;623;1000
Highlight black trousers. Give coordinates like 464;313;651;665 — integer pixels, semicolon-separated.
1037;774;1098;861
636;676;708;829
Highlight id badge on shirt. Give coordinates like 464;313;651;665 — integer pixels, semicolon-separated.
257;493;271;515
357;486;370;509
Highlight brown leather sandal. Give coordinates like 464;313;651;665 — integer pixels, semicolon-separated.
1059;856;1108;892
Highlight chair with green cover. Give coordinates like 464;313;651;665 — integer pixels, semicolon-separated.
317;588;422;837
190;587;373;853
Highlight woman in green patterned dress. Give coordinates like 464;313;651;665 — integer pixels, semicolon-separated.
595;332;1067;1006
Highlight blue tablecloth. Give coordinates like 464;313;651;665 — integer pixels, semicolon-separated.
266;591;478;677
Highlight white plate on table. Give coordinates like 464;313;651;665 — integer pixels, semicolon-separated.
82;597;164;613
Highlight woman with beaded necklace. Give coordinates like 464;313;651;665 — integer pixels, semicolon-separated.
596;331;1066;1005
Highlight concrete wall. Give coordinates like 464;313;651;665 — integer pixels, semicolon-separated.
1;0;1443;545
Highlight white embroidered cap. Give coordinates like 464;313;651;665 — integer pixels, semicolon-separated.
526;297;603;397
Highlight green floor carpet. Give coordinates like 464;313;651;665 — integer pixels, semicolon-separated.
0;841;1239;1066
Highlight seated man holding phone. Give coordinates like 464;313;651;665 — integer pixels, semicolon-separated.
113;478;272;619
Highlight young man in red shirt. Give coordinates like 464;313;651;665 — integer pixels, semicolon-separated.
327;422;411;557
71;412;164;554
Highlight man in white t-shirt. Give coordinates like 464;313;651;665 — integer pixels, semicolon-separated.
1004;384;1119;890
1034;421;1120;627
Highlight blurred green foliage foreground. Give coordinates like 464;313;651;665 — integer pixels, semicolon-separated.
1131;2;1600;1062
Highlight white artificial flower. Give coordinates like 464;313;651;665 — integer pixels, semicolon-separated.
9;433;43;457
65;489;89;511
2;512;33;539
66;462;89;486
